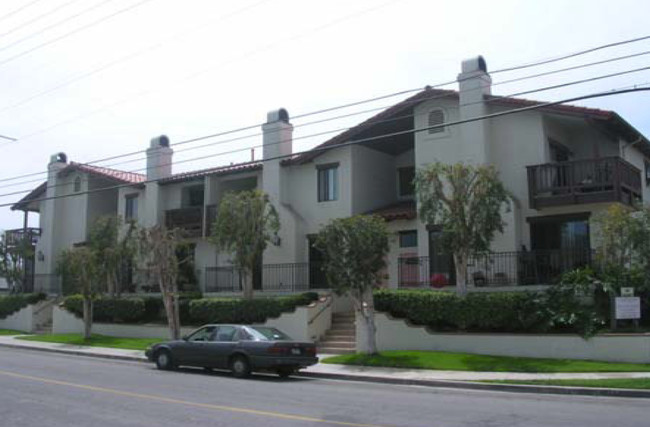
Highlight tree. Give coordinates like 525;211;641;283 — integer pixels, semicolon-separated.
414;162;511;296
87;216;136;297
210;190;279;300
315;215;389;355
57;247;98;339
136;225;186;340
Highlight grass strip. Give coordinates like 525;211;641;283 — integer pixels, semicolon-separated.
0;329;26;335
17;334;163;351
322;351;650;373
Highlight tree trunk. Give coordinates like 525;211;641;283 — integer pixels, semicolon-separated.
361;287;378;355
454;251;469;296
82;297;93;340
162;291;181;340
242;270;253;300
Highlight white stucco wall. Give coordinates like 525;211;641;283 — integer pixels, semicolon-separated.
350;145;397;214
357;312;650;363
0;304;34;332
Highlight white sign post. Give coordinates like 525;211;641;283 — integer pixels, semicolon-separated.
615;297;641;320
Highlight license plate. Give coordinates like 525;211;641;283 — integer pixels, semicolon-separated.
291;348;301;355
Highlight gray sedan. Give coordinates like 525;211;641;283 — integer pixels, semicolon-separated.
145;324;318;378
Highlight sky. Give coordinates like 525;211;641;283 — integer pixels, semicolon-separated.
0;0;649;230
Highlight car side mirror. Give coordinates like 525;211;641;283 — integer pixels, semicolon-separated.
181;335;189;341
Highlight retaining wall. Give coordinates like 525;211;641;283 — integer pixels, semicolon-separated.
0;304;33;332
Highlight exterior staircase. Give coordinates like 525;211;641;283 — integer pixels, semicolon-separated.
32;298;57;335
318;312;356;354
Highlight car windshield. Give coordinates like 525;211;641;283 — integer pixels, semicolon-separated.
247;327;292;341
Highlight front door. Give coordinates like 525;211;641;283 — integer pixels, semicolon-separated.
308;236;327;289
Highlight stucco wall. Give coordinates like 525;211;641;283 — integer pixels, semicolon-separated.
350;145;397;215
357;312;650;363
0;304;33;332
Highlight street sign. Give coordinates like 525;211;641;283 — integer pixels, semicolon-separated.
621;287;635;297
615;297;641;320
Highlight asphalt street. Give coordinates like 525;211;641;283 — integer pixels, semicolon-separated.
0;347;648;427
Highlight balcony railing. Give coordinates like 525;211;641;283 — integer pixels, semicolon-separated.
398;249;593;288
527;157;642;209
165;205;217;238
205;262;328;293
4;227;41;246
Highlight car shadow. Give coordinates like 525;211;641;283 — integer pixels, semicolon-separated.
151;365;314;383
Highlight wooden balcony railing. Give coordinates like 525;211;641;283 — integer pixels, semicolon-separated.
4;227;41;246
527;157;642;209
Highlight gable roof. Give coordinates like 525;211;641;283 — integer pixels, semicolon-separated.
158;160;262;185
285;87;650;164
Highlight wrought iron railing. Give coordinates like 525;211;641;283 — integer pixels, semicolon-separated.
205;262;328;293
398;249;594;288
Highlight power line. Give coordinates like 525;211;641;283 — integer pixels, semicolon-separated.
2;86;647;209
2;32;650;180
0;0;83;42
0;0;153;69
0;0;44;24
0;0;272;116
3;54;649;192
0;133;17;141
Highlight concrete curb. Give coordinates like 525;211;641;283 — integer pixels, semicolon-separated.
2;341;649;399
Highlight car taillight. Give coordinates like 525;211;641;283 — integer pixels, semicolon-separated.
267;345;290;355
305;346;316;356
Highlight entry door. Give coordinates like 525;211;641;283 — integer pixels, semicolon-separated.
428;230;455;286
308;236;326;289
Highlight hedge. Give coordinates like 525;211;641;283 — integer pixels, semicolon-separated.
373;288;604;336
62;292;318;325
189;292;319;325
0;293;47;319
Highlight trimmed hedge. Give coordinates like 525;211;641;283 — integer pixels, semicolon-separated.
189;292;319;325
374;288;604;336
0;293;47;319
62;292;318;325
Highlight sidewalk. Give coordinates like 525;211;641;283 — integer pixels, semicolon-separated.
1;335;650;398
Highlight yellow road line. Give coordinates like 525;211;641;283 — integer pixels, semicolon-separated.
0;369;383;427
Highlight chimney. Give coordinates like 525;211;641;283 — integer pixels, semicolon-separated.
146;135;173;181
40;152;69;275
262;108;292;204
457;56;492;164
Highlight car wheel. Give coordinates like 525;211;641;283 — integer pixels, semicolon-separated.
277;368;294;379
230;355;251;378
155;350;174;370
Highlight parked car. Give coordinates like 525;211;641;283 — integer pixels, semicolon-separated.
145;324;318;378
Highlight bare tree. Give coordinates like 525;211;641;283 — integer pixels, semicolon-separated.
57;247;98;339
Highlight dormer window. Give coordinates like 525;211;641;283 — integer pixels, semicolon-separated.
428;109;445;134
73;176;81;193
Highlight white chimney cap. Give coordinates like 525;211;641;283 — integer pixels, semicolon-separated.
461;56;488;74
150;135;170;148
49;152;67;164
266;108;290;123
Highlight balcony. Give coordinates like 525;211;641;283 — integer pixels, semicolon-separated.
165;205;216;238
527;157;642;209
204;262;328;293
4;227;41;247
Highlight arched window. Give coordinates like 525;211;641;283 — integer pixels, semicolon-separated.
74;176;81;193
428;109;445;134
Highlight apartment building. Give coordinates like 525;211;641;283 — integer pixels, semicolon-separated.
12;56;650;294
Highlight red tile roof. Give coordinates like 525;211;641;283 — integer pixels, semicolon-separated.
367;200;416;221
158;161;262;184
63;162;146;184
286;87;644;164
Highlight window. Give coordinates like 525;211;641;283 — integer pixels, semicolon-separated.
317;164;338;202
399;230;418;248
125;194;138;220
73;176;81;193
182;185;204;207
645;160;650;186
428;109;445;134
398;167;415;197
187;326;216;342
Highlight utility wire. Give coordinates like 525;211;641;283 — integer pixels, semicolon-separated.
0;0;83;41
0;0;153;69
0;0;44;24
2;86;648;209
2;33;650;181
2;56;649;191
0;133;17;141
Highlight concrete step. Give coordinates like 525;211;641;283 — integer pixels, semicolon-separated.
318;346;356;354
324;333;355;340
318;341;355;348
329;327;355;334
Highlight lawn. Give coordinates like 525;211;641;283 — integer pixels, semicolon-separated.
17;334;163;351
0;329;26;335
322;351;650;373
486;378;650;390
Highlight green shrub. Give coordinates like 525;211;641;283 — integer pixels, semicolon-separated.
63;295;145;323
189;292;319;325
373;288;604;336
0;293;47;319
